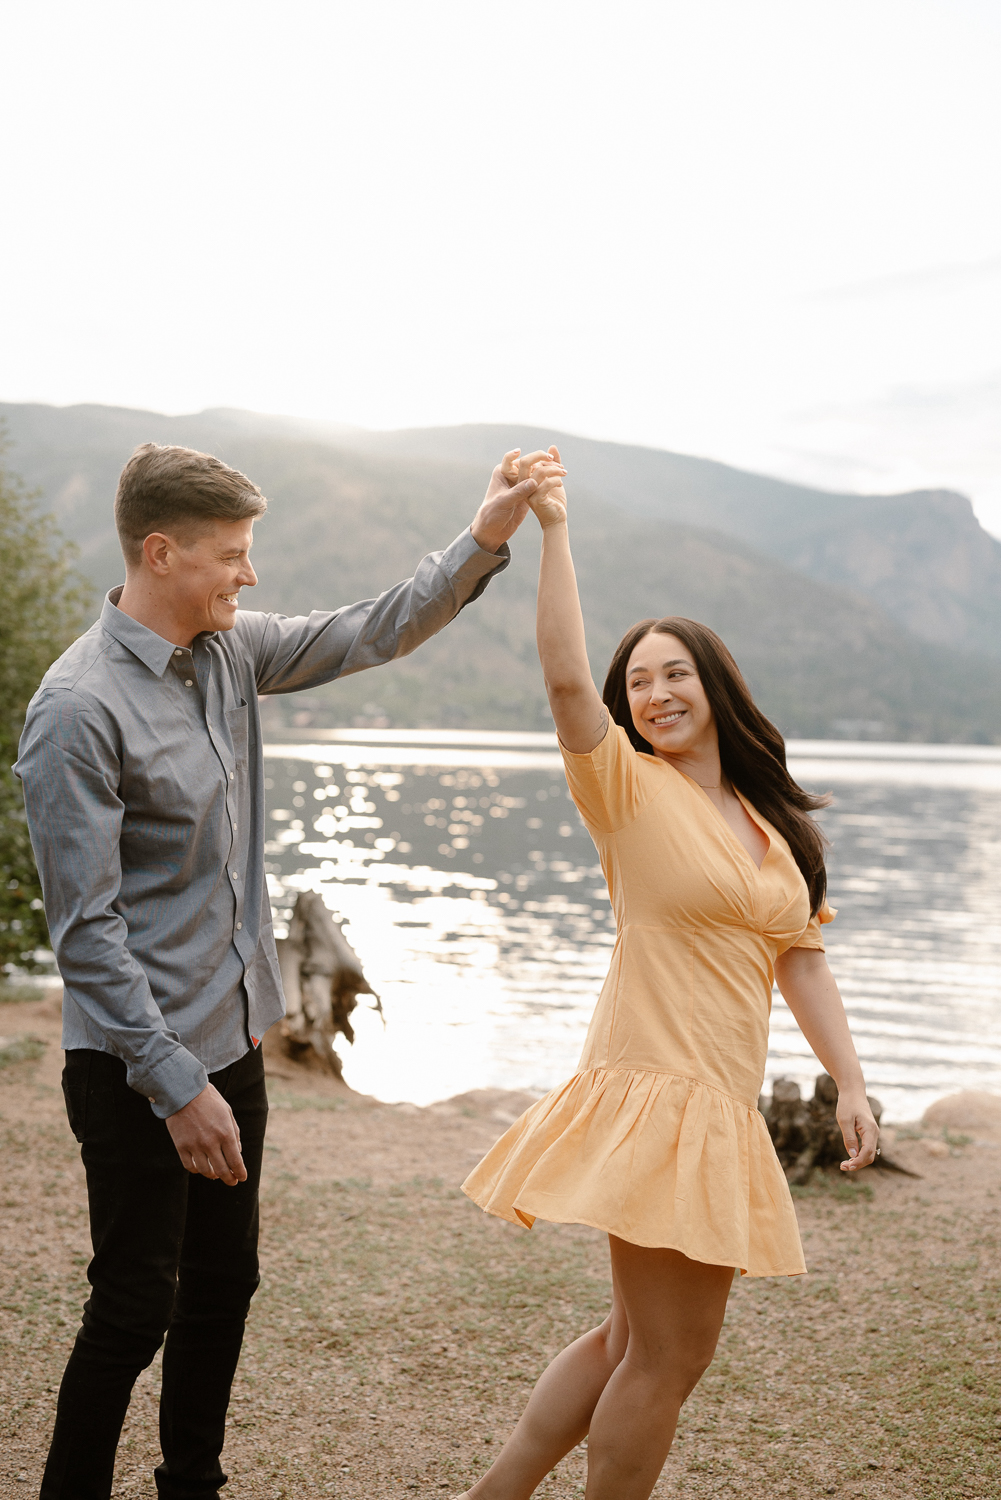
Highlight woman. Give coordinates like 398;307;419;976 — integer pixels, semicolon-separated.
459;448;879;1500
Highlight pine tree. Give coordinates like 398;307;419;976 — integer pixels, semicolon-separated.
0;442;92;974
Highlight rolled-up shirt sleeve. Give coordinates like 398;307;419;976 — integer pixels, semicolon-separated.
251;527;509;693
15;691;208;1117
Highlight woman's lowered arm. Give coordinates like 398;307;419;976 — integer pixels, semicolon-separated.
518;447;608;754
773;946;880;1171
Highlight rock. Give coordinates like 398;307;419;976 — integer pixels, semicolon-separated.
922;1091;1001;1136
921;1138;951;1159
445;1088;541;1120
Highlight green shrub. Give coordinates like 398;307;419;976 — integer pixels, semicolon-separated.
0;440;91;972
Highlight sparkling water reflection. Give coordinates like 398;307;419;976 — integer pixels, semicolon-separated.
263;740;1001;1120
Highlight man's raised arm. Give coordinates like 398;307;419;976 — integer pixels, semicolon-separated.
250;450;566;694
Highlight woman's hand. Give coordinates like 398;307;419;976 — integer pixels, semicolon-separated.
502;445;568;530
836;1084;880;1172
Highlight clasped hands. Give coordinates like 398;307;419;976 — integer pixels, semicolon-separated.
469;447;568;554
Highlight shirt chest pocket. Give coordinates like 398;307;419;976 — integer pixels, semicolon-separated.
226;701;249;767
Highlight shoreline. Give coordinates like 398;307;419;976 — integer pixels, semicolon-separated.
2;981;978;1126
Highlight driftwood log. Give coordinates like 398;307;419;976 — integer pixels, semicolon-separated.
275;891;382;1077
760;1073;919;1182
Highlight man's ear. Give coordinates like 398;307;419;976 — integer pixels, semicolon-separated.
141;533;174;576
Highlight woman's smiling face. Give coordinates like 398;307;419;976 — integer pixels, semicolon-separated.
625;631;716;758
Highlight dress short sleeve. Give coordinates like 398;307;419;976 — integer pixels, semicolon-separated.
790;900;836;951
560;722;658;836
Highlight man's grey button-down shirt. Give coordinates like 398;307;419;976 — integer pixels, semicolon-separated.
15;528;507;1118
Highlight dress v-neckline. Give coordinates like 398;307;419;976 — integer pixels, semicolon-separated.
673;767;772;873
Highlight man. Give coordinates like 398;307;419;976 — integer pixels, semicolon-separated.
15;439;565;1499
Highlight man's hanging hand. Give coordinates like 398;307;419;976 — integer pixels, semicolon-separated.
165;1083;247;1186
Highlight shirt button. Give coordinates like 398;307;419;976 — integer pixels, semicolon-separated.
229;772;235;781
236;921;242;930
231;870;239;879
148;1096;156;1103
174;649;182;657
232;822;238;830
185;679;194;687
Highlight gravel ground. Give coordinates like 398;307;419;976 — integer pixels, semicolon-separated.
2;992;1000;1500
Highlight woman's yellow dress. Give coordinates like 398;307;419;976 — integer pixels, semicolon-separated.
462;724;833;1277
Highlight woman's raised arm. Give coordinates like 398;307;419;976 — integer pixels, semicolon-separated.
518;447;608;754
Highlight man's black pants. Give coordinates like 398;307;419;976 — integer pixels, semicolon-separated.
41;1045;268;1500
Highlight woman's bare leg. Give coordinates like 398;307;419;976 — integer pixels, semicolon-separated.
584;1238;733;1499
458;1237;733;1500
459;1278;628;1500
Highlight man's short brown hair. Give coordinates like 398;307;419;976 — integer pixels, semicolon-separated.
114;443;268;567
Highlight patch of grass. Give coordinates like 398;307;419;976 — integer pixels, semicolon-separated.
0;1035;47;1069
223;1163;1000;1498
789;1167;874;1203
0;982;51;1004
230;1174;609;1493
896;1124;974;1149
4;1087;1000;1500
267;1090;348;1113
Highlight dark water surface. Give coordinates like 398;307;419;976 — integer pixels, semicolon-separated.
263;738;1001;1119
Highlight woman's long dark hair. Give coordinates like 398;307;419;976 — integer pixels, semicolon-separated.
602;617;830;915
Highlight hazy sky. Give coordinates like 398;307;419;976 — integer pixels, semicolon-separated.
3;2;1000;529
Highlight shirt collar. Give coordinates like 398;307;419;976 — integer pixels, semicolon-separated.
101;587;198;678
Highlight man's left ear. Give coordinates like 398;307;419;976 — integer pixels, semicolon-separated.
141;532;174;576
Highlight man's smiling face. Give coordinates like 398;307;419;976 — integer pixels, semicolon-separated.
165;517;259;637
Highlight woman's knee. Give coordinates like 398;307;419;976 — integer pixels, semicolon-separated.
674;1338;719;1398
626;1330;719;1399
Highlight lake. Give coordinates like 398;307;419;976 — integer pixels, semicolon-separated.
263;731;1001;1121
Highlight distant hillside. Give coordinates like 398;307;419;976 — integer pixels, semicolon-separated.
340;422;1001;661
2;401;1000;742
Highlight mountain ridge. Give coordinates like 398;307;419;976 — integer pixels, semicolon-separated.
336;421;1001;660
2;400;1000;742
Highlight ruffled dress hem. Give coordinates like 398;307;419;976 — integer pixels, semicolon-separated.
461;1066;806;1279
